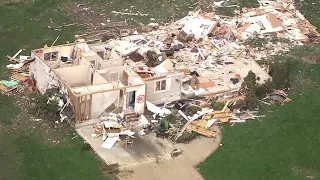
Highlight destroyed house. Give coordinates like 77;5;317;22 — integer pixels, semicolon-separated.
29;42;184;123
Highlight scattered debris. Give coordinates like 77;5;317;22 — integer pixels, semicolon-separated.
268;89;292;105
111;11;148;16
171;148;182;158
3;0;300;156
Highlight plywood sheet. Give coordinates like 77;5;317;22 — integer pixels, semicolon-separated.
10;73;28;82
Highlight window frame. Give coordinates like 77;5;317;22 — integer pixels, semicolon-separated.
43;51;59;61
154;79;167;93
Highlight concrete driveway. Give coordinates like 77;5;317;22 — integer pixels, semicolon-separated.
118;125;222;180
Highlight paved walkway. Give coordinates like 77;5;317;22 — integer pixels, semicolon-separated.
118;125;222;180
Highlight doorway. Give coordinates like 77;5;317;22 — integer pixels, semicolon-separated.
127;91;136;112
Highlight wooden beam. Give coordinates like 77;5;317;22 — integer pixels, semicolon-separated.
83;95;87;121
51;36;60;47
143;75;168;81
78;96;82;123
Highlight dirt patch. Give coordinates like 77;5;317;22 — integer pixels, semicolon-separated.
63;2;108;27
302;55;320;64
100;162;122;180
292;166;320;179
62;1;129;31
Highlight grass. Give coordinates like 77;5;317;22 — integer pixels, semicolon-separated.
0;130;107;180
199;0;320;179
0;94;20;124
0;0;108;180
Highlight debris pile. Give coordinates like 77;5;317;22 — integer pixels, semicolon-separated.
262;89;292;105
92;112;151;149
1;49;33;93
85;0;318;98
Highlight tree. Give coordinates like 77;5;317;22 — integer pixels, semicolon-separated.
241;71;259;110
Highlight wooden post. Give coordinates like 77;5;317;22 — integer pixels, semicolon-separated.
89;95;93;119
79;96;83;123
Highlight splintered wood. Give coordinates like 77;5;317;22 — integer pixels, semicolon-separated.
185;110;234;138
202;111;233;122
187;124;217;138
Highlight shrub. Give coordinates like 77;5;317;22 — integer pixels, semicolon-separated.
270;59;292;89
30;88;61;121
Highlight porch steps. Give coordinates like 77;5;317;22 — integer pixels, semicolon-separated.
124;112;140;122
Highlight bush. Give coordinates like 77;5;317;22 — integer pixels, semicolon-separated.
270;59;292;89
188;106;202;114
163;113;178;124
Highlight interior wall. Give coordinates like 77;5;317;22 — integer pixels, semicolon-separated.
145;73;183;104
54;65;92;87
97;67;125;82
100;59;124;69
93;72;108;85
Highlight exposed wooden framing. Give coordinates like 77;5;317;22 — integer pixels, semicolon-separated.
74;83;144;97
84;95;87;121
31;41;90;52
74;96;79;123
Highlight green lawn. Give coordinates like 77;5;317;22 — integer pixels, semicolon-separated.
0;1;107;180
199;0;320;179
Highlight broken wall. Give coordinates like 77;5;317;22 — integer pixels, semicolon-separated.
41;45;75;61
88;82;120;118
145;73;183;104
30;53;65;94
